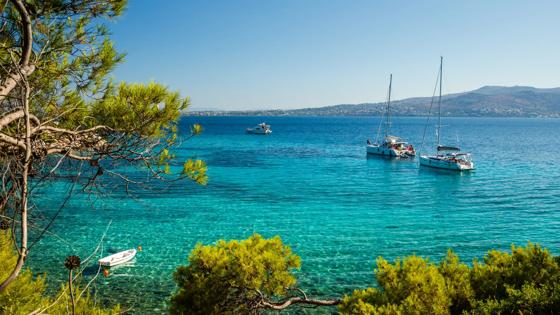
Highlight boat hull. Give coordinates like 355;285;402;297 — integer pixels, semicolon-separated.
99;249;137;267
419;155;474;171
366;145;400;157
404;150;416;157
246;129;271;135
366;144;415;158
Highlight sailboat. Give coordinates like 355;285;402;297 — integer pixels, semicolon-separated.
419;57;474;171
367;74;416;158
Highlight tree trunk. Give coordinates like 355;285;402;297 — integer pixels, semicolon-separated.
0;82;31;292
0;65;35;104
261;297;341;310
0;0;34;292
0;0;33;104
69;269;75;315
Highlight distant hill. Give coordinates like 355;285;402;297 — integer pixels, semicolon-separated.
189;86;560;117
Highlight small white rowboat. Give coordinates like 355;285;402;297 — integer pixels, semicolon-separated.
98;249;137;267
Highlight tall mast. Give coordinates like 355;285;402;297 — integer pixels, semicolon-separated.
386;74;392;137
436;57;443;146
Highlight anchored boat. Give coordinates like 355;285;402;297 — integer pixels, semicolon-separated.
98;249;137;267
367;136;415;157
246;123;272;135
419;57;475;171
367;74;416;158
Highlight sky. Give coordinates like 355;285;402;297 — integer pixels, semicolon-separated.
110;0;560;110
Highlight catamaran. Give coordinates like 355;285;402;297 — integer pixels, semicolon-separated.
419;57;474;171
367;74;416;158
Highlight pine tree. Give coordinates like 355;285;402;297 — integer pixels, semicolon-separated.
0;0;206;290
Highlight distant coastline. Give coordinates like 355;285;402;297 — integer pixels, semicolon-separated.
188;85;560;118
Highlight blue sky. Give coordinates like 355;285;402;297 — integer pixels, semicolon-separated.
110;1;560;110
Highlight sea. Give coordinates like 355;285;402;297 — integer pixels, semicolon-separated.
27;116;560;313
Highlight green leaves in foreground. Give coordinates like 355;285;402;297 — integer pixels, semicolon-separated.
170;232;560;315
91;82;189;137
0;230;46;314
191;123;203;136
156;149;207;184
340;243;560;315
170;234;300;314
182;159;207;185
0;231;120;314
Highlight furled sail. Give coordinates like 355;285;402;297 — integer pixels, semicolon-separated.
437;145;460;151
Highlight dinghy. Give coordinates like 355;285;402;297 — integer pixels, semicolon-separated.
98;249;137;267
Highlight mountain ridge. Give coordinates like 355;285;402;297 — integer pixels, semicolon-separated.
189;86;560;117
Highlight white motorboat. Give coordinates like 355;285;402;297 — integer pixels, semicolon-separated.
367;74;416;158
98;249;137;267
419;57;474;171
246;123;271;135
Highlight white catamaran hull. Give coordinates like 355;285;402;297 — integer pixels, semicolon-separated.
366;145;400;157
419;155;474;171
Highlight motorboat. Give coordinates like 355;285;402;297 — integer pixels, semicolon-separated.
98;249;137;267
367;74;416;158
246;123;271;135
419;57;474;171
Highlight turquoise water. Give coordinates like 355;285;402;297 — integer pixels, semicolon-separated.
29;116;560;313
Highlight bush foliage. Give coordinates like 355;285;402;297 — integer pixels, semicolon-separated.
172;234;560;315
170;234;300;314
0;230;120;314
340;243;560;315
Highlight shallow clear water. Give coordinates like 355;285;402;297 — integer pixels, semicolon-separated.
28;116;560;313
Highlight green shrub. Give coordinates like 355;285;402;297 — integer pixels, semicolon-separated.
340;243;560;315
170;233;300;315
340;255;451;315
171;233;560;315
0;230;46;314
0;230;120;314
